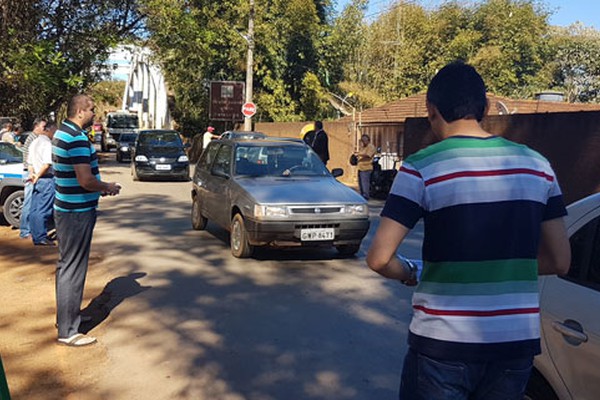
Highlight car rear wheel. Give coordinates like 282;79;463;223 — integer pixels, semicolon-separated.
3;190;24;228
230;213;253;258
191;195;207;230
336;244;360;257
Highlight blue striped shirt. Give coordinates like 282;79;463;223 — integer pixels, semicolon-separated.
52;120;101;212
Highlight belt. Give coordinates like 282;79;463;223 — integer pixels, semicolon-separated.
39;174;54;179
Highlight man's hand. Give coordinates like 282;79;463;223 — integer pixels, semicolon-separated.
102;182;121;196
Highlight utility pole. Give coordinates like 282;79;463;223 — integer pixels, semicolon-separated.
244;0;255;131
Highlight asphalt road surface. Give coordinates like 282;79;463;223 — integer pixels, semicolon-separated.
5;155;424;400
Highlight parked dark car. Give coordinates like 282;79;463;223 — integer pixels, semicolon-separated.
116;132;138;163
131;129;189;181
191;138;370;258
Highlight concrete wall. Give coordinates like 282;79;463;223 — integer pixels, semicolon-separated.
255;121;358;185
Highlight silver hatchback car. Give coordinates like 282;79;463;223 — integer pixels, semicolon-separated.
191;138;370;258
525;192;600;400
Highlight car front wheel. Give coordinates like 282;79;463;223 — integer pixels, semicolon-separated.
230;213;253;258
191;195;207;230
3;190;24;228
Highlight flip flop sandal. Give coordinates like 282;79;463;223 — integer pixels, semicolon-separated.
57;333;97;347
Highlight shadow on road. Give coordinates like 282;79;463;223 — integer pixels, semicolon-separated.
80;272;151;334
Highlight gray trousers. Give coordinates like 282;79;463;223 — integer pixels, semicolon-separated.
358;170;372;200
55;209;97;338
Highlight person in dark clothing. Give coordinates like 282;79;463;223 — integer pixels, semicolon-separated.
307;121;329;166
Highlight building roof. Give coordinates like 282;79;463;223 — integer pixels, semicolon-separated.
344;93;600;124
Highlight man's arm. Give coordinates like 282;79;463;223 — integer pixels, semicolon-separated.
73;164;120;195
538;217;571;276
31;163;51;184
366;217;415;282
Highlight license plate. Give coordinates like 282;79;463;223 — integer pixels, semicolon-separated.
300;228;334;241
156;164;171;171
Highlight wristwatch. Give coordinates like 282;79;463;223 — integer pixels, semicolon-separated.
399;255;418;286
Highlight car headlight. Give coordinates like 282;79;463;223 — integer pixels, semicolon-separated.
135;155;148;162
343;204;368;216
178;155;189;162
254;205;289;218
120;146;129;152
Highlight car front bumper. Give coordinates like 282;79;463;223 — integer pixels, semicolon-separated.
244;217;370;247
135;163;189;178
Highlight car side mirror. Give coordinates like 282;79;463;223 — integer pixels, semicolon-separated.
331;168;343;178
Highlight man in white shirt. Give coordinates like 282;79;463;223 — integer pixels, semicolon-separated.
28;121;57;245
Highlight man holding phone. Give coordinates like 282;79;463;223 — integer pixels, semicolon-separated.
52;94;121;347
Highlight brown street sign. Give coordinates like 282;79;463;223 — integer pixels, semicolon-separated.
209;81;245;122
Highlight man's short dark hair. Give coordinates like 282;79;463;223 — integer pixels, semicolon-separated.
67;94;92;119
314;121;323;130
32;117;47;129
426;61;487;123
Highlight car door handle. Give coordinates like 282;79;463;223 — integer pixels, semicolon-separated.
552;321;588;344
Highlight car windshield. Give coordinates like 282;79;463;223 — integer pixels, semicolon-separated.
120;133;137;142
108;115;138;129
235;144;329;177
0;143;23;163
139;131;181;147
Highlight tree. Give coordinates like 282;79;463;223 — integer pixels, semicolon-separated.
0;0;142;124
548;23;600;102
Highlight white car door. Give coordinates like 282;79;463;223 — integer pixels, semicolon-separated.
540;212;600;400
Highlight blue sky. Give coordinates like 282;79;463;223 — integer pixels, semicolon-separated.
335;0;600;29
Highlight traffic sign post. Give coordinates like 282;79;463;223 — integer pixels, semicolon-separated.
242;102;257;118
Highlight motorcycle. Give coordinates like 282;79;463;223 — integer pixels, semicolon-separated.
369;150;398;200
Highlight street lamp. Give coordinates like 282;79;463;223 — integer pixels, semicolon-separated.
329;91;357;150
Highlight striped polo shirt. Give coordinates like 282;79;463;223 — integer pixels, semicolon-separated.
52;120;101;212
382;135;567;361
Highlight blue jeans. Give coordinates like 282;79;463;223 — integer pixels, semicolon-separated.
19;181;33;237
30;178;55;243
399;348;533;400
358;170;372;200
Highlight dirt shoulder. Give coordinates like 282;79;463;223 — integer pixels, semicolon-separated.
0;226;111;400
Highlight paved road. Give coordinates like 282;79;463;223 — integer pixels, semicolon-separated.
85;156;423;399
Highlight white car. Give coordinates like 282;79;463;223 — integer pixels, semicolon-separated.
0;142;25;227
525;192;600;399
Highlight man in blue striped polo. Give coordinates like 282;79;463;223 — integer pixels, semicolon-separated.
52;94;121;347
367;62;571;399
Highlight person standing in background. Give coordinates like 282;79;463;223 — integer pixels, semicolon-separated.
202;126;217;149
308;121;329;166
28;121;57;246
20;117;48;239
354;134;376;200
1;122;15;143
52;94;121;347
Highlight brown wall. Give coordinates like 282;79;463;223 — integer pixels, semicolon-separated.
257;111;600;204
404;111;600;205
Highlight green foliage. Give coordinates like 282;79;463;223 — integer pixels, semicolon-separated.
548;23;600;102
0;0;142;125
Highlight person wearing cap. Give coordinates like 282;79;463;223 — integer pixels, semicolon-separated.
203;126;218;150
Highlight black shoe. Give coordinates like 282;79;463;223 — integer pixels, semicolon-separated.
34;239;56;246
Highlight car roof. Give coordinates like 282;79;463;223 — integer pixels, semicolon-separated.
220;138;308;147
138;129;179;135
565;192;600;236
